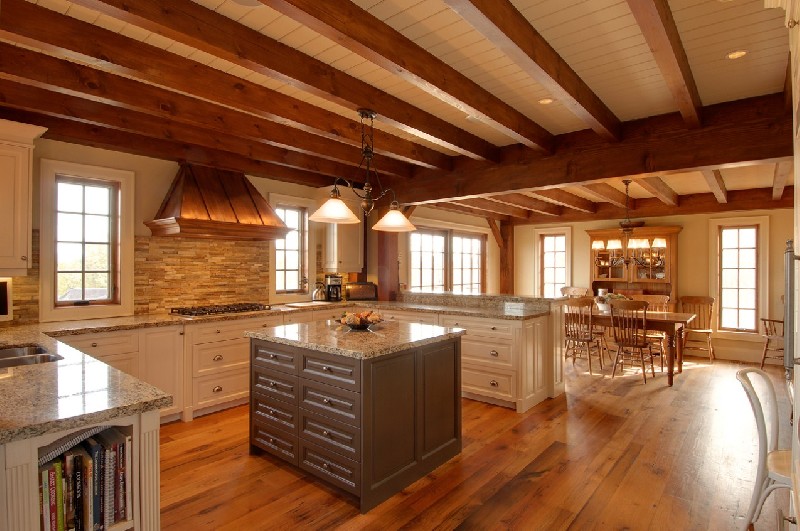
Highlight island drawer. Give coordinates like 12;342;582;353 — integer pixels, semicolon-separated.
300;379;360;426
253;366;299;405
193;369;249;409
461;364;515;401
461;338;513;367
252;391;298;433
301;351;360;392
193;339;249;376
252;340;300;374
189;320;253;344
299;409;361;461
251;420;299;466
382;309;438;325
299;440;360;495
439;316;514;339
59;330;139;356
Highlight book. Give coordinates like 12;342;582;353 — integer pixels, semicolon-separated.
97;427;130;522
54;460;64;531
72;453;84;531
82;437;104;531
48;464;56;531
40;465;51;531
62;447;82;530
76;446;94;531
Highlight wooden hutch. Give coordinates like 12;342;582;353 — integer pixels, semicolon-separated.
586;225;681;303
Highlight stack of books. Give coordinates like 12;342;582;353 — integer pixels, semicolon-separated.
38;426;132;531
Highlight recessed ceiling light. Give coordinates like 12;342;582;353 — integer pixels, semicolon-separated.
538;98;554;105
726;50;748;60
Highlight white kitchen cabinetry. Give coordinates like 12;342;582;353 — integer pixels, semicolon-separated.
439;314;548;413
382;308;439;325
58;329;141;377
182;315;282;420
140;326;184;419
282;310;316;325
323;199;364;273
0;120;46;275
1;410;161;531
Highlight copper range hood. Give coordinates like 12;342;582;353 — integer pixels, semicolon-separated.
145;164;290;240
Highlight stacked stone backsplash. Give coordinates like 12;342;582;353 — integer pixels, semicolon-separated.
399;290;551;312
134;236;270;314
0;230;40;326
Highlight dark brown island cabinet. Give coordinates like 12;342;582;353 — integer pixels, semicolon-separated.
248;335;462;512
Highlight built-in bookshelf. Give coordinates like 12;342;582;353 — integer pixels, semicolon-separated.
38;427;133;531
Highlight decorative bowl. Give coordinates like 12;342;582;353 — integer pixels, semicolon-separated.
340;311;383;330
346;323;371;331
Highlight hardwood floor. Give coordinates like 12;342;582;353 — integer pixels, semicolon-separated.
160;357;791;530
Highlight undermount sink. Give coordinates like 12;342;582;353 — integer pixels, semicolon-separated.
0;345;63;368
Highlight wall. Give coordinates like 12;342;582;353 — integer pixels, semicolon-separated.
515;208;794;363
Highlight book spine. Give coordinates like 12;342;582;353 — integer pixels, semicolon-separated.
54;460;64;531
116;441;125;522
82;452;93;531
83;439;103;531
103;447;114;529
64;453;75;531
123;435;132;522
41;468;51;531
73;455;83;531
48;466;56;531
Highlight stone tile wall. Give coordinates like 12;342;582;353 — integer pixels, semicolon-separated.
0;230;40;326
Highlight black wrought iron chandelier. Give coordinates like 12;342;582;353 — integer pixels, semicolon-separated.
309;109;416;232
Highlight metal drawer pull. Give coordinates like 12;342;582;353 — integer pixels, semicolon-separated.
213;354;224;361
212;385;223;393
322;365;331;372
491;326;497;330
268;437;275;444
490;350;499;357
489;380;499;387
322;398;331;404
91;342;98;347
322;462;329;469
269;381;276;387
215;329;221;334
269;353;277;359
322;430;330;436
268;409;274;416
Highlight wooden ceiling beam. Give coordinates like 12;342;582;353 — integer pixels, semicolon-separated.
526;189;596;213
444;0;620;141
261;0;553;152
0;79;363;180
491;193;561;216
635;176;678;206
401;94;792;204
0;108;335;188
486;219;504;249
0;42;415;179
0;0;450;171
520;187;792;225
452;198;531;219
430;203;511;222
72;0;496;162
572;183;629;208
773;161;792;200
626;0;702;128
701;169;728;204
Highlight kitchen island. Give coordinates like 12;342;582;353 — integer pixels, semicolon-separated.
245;319;465;512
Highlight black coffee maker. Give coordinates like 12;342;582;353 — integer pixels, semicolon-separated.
324;274;343;301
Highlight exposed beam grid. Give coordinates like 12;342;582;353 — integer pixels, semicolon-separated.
773;161;792;200
526;189;596;213
635;176;678;206
701;169;728;204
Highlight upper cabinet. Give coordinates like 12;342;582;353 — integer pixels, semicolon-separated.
587;225;681;302
323;198;364;273
0;120;47;275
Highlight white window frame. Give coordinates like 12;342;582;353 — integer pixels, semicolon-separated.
268;193;317;304
708;216;769;342
39;159;134;322
533;227;572;298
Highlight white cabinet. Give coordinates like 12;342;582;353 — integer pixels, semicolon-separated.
182;315;282;420
1;410;161;531
382;308;439;325
282;310;316;325
323;199;364;273
58;330;141;377
140;326;184;419
439;314;549;413
0;120;46;274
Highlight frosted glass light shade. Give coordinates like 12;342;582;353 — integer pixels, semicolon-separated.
591;240;605;250
628;238;649;249
651;237;667;249
372;208;416;232
309;196;361;224
606;239;623;250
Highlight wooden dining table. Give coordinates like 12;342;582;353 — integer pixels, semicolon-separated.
592;310;696;386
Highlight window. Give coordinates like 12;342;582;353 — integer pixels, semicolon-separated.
540;234;566;298
274;205;306;293
39;160;134;322
409;228;485;293
718;225;758;332
54;177;119;305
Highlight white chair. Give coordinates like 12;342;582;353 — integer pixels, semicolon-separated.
736;368;792;530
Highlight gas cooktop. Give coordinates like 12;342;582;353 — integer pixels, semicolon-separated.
169;303;271;317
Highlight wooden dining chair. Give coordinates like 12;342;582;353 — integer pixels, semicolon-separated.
629;294;670;372
759;318;784;369
560;286;592;298
563;297;605;375
736;368;791;530
609;299;655;383
678;296;715;360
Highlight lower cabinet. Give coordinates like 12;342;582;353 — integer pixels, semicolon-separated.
249;337;461;512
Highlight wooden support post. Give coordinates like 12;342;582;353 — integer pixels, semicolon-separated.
499;222;514;294
376;224;399;301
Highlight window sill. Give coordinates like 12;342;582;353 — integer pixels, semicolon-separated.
39;302;133;323
711;330;761;343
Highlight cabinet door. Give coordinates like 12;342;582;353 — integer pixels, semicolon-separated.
140;326;184;418
0;143;30;271
324;200;364;273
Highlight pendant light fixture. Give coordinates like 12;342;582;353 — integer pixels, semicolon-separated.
309;109;416;232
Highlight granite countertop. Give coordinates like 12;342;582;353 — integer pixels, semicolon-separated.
245;319;466;359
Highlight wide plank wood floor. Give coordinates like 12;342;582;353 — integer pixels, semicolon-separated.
160;356;791;530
